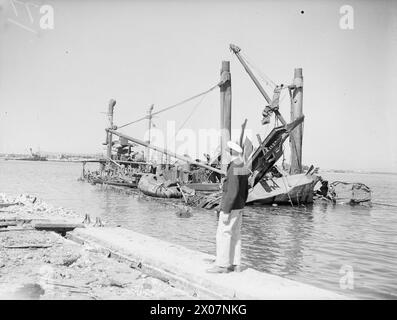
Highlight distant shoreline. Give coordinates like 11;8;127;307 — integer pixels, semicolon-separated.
321;170;397;176
0;157;100;163
1;157;396;176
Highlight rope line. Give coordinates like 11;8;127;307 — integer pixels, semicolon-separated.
117;83;219;130
175;92;208;137
281;175;294;207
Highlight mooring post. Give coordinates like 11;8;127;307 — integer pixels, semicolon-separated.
146;104;154;162
81;162;86;179
107;99;116;159
220;61;231;171
290;68;303;174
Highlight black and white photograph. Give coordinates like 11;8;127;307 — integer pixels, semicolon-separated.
0;0;396;307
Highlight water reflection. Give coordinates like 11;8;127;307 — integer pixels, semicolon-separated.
243;205;316;277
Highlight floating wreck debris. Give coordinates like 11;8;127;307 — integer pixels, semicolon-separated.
81;44;371;208
315;181;372;206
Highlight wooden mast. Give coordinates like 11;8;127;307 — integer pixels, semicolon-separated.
289;68;303;174
220;61;231;171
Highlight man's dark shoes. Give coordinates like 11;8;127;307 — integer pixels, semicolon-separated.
232;265;243;272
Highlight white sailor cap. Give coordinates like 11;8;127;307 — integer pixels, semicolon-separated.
226;141;243;154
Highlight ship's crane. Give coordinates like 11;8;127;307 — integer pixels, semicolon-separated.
230;44;306;185
229;44;287;126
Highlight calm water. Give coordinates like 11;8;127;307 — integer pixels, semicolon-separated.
0;160;396;299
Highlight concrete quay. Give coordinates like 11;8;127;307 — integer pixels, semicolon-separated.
69;227;348;300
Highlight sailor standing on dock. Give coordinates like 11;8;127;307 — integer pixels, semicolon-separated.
207;141;249;274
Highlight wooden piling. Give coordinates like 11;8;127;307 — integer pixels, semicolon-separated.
220;61;231;172
106;99;116;159
290;68;303;174
146;104;154;162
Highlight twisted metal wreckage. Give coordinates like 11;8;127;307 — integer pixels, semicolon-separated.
81;44;371;208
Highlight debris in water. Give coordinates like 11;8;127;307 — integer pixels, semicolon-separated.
314;180;372;205
175;206;192;218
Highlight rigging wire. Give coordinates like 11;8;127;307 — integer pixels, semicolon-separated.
240;51;296;111
117;83;219;130
239;51;293;121
240;52;277;88
174;92;208;137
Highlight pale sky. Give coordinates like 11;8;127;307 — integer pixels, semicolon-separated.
0;0;396;172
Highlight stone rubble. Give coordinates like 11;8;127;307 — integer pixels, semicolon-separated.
0;193;194;300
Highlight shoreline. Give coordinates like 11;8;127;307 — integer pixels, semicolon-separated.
0;193;348;300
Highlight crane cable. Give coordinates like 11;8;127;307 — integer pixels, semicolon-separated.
117;83;220;130
174;92;208;137
240;52;277;88
240;52;295;118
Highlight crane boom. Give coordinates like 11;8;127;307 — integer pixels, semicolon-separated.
107;129;226;176
229;44;286;126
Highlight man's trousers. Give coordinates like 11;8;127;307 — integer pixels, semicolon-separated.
215;209;242;268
